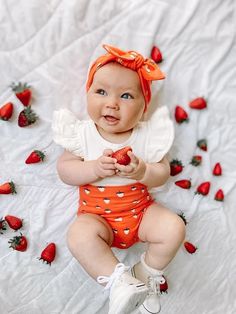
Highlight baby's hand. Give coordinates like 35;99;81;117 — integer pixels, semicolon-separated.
94;149;117;179
115;151;146;181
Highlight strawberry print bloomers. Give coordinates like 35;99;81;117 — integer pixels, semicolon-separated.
78;183;154;249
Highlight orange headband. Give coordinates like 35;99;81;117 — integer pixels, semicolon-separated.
86;44;165;111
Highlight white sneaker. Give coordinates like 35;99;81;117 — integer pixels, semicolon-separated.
97;263;148;314
139;275;164;314
130;257;165;314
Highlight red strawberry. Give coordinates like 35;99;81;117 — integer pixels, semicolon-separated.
175;179;191;189
0;181;16;194
184;241;197;254
25;150;45;164
39;243;56;265
213;162;222;176
170;159;183;176
0;102;14;120
178;211;188;225
5;215;23;231
18;106;37;127
112;146;132;165
160;276;168;293
0;218;7;234
189;97;207;110
196;181;210;195
214;189;224;201
197;139;207;151
190;155;202;166
175;106;189;123
11;82;32;106
151;46;163;63
8;233;28;252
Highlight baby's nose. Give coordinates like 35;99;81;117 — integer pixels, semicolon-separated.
106;100;119;110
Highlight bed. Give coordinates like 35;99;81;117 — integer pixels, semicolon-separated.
0;0;235;313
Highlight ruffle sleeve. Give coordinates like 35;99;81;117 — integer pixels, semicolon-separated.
51;109;84;157
145;106;174;162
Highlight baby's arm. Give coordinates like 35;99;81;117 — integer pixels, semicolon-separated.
56;149;117;186
115;152;170;189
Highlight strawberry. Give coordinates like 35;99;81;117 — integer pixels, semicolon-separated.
112;146;132;165
189;97;207;110
212;162;222;176
11;82;32;106
184;241;197;254
214;189;224;201
178;211;188;225
5;215;23;231
18;106;37;127
150;46;163;63
196;181;210;195
190;155;202;166
160;276;168;293
8;233;28;252
175;179;191;189
0;218;7;234
25;150;45;164
0;102;13;120
170;159;183;176
197;139;207;151
0;181;16;194
174;106;188;123
39;243;56;265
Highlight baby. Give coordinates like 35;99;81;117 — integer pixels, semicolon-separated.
52;44;185;314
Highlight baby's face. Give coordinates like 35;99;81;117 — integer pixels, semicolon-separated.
87;63;145;141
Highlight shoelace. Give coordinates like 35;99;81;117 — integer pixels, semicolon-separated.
97;263;130;290
147;275;165;295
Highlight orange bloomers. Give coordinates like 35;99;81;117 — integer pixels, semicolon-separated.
78;183;154;249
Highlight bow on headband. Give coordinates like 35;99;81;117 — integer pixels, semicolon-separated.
86;44;165;110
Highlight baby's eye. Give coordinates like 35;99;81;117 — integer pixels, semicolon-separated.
96;89;106;95
121;93;133;99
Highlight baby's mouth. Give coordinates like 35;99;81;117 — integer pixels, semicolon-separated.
104;115;119;123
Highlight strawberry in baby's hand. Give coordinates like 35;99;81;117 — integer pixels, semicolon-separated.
214;189;224;202
8;233;28;252
112;146;132;166
0;181;16;194
175;106;189;124
170;159;183;176
196;181;211;196
0;218;7;234
25;150;45;164
175;179;191;189
184;241;197;254
39;243;56;265
213;162;222;176
5;215;23;231
189;97;207;110
151;46;163;63
11;82;32;106
18;107;37;127
0;102;14;121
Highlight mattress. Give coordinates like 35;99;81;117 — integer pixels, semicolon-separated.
0;0;236;313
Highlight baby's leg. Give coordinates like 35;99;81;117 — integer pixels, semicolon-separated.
67;213;118;280
67;213;149;314
138;203;186;270
133;204;185;314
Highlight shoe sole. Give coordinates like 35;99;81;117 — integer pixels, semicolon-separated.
109;285;148;314
140;303;161;314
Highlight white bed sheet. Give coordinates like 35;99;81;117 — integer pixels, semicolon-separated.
0;0;236;313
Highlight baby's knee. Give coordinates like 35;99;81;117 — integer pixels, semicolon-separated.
169;214;186;243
